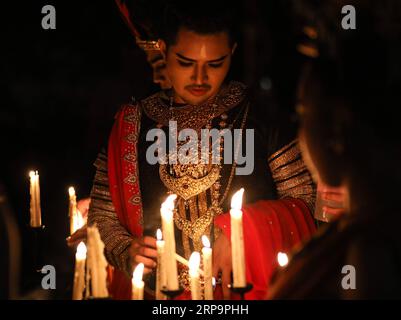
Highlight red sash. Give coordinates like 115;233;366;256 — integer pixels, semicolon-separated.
107;104;144;299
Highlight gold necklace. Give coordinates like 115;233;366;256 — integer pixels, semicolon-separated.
169;102;250;242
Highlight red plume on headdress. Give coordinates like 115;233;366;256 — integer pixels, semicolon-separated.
115;0;142;39
115;0;163;50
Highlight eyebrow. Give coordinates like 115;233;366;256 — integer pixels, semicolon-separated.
175;53;228;63
149;54;164;65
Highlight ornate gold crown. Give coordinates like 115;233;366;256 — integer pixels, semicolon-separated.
135;38;161;51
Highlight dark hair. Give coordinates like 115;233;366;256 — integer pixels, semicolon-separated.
161;0;238;47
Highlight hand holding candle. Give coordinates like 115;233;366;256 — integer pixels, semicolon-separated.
72;242;87;300
230;188;246;288
189;252;201;300
132;263;145;300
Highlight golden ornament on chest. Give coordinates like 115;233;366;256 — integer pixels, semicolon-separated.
159;163;221;201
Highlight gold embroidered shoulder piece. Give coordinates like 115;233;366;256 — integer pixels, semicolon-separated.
268;139;316;211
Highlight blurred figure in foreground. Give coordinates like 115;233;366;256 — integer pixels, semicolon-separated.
269;0;401;299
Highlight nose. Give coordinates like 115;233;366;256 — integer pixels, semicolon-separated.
191;64;208;85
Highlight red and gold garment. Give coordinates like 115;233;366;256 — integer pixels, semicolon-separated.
88;82;316;299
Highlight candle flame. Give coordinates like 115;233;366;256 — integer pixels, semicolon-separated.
202;235;210;248
189;252;201;277
76;242;87;260
72;210;85;234
231;188;244;210
212;277;216;288
156;228;162;241
133;263;144;285
29;171;36;178
68;186;76;197
161;194;177;220
161;194;177;211
277;252;289;267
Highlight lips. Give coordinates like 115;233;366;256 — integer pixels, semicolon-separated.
187;87;209;96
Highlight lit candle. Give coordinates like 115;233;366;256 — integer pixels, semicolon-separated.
72;242;86;300
29;170;42;228
132;263;145;300
160;194;179;291
201;235;213;300
277;252;289;267
87;225;109;298
68;187;77;235
189;252;201;300
156;229;167;300
230;188;246;288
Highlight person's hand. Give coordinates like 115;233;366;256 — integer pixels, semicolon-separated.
66;198;90;248
212;232;232;299
318;182;347;217
77;198;91;220
129;236;158;275
66;224;87;248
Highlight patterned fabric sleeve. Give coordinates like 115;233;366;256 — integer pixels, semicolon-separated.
88;149;133;277
268;139;316;212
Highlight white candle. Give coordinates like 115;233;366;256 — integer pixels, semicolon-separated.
189;252;201;300
160;194;179;291
201;235;213;300
87;226;109;298
156;229;167;300
72;242;86;300
230;188;246;288
29;170;42;228
132;263;145;300
68;187;78;235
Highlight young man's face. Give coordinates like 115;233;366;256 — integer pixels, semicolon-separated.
162;28;235;105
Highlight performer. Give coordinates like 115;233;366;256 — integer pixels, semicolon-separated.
268;0;401;299
88;0;316;299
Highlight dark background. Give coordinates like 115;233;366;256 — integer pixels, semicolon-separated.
1;0;301;299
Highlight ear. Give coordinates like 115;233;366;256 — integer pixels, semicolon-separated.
158;39;167;60
231;42;238;55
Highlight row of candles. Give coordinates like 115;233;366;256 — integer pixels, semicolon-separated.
29;171;84;234
130;189;247;300
29;170;289;300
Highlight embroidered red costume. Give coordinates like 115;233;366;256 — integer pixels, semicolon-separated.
88;82;316;299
